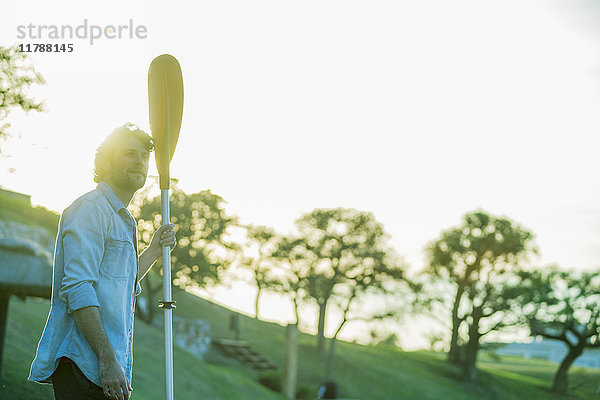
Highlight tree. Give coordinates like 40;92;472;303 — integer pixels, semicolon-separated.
130;180;238;324
425;210;536;381
0;45;45;152
239;224;279;319
517;268;600;394
270;236;312;326
286;208;407;354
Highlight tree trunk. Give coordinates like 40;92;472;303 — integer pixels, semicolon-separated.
448;283;466;364
282;324;298;399
325;337;336;380
0;293;10;383
137;276;160;324
292;297;300;326
135;279;151;323
317;300;328;353
462;309;481;382
552;345;583;394
254;285;261;320
462;336;479;382
147;278;158;323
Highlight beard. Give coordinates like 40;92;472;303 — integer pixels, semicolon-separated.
110;168;147;192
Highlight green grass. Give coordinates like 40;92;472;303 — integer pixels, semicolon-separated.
3;286;600;399
170;286;600;399
0;295;284;400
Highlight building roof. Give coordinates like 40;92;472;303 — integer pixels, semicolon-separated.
0;188;31;205
0;236;52;299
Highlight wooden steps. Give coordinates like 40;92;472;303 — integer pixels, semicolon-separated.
212;338;278;371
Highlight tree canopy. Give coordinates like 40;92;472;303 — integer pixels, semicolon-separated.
425;210;536;381
238;224;279;319
278;207;408;353
0;45;45;151
517;268;600;394
130;181;238;323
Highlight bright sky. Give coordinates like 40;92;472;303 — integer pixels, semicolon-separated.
3;0;600;349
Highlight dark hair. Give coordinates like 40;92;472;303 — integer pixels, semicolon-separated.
93;123;154;183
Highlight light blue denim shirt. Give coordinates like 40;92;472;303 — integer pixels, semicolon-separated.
29;182;142;388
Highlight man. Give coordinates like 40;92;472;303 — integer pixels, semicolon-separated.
29;123;176;400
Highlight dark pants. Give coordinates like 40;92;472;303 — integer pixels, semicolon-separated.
51;357;108;400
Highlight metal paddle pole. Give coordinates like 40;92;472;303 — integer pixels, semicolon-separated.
160;187;174;400
148;54;184;400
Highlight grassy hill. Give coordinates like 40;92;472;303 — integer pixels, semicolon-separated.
0;293;285;400
3;190;599;399
2;284;600;400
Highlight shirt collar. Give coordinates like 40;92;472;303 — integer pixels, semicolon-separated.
97;182;137;229
97;181;127;213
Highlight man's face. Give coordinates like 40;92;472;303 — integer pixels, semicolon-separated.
106;136;150;192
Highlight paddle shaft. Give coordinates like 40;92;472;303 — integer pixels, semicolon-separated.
161;189;174;400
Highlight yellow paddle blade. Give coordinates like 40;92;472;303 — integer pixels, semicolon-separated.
148;54;184;189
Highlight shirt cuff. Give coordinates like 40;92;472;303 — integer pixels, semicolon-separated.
64;282;100;313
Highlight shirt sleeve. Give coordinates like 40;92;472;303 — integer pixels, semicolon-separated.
135;280;142;296
58;199;109;313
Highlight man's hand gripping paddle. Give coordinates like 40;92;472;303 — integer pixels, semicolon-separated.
148;54;183;400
